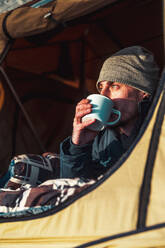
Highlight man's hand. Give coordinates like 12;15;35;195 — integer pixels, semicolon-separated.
72;99;99;145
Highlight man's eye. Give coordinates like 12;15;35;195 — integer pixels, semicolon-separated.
98;83;103;91
111;84;119;89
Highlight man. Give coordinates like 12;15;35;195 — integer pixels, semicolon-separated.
60;46;159;179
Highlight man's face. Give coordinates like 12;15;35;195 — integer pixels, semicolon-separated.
97;81;145;125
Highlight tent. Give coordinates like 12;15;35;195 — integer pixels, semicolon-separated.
0;0;164;247
0;0;164;172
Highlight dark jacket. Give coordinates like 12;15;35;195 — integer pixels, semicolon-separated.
60;129;126;179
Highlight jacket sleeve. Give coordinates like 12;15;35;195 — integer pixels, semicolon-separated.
60;136;106;179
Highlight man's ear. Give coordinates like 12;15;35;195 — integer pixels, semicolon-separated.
138;91;150;101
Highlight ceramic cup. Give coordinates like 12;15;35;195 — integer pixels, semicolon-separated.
82;94;121;131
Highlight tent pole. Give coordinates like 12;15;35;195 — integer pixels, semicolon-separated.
79;37;87;97
98;21;123;49
163;0;165;65
0;66;46;153
0;41;13;65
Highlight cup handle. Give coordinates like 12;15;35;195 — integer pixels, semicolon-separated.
105;109;121;126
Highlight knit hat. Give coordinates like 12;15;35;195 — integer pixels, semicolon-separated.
96;46;159;94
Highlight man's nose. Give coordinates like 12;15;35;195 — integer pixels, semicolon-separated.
100;86;110;98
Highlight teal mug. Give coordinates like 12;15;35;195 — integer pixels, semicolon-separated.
82;94;121;131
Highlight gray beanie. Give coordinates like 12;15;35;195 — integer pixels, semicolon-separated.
96;46;159;94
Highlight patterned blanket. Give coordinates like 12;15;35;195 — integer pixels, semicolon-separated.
0;154;96;218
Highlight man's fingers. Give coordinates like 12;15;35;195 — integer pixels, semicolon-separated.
74;117;96;128
77;99;90;105
75;102;92;124
76;107;91;119
76;99;91;111
82;118;96;127
76;103;91;113
73;98;93;125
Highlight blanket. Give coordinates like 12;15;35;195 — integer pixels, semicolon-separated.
0;177;96;218
0;154;96;218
